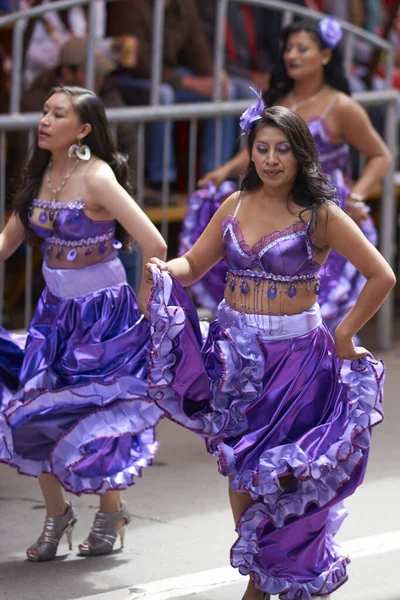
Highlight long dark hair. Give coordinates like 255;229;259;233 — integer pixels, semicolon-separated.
13;86;133;250
240;106;337;236
263;19;351;108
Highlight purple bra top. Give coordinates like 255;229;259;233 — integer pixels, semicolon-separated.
222;215;321;284
308;116;350;176
308;115;351;207
28;199;122;264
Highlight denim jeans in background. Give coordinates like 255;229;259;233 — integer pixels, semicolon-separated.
117;68;238;184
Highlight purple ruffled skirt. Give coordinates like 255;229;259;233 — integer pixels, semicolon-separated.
148;268;384;599
0;258;163;495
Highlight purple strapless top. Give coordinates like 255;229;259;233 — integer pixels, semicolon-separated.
28;199;121;265
222;216;321;282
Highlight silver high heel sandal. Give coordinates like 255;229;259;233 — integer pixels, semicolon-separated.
26;502;77;562
78;502;131;556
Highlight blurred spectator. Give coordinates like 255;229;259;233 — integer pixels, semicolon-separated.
196;2;278;98
21;0;88;90
106;0;237;189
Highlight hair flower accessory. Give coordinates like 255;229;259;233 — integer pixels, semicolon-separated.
239;88;265;135
318;16;343;49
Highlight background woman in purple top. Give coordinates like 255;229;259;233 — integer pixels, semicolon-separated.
188;17;391;330
0;87;166;562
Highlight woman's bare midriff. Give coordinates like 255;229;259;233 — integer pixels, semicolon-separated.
223;277;319;316
45;244;115;269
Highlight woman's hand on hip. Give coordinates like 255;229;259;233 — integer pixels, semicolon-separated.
334;327;368;360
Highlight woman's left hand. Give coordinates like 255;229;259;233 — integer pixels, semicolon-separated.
334;328;368;360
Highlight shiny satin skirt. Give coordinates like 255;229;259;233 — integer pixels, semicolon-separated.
0;258;163;495
148;268;384;599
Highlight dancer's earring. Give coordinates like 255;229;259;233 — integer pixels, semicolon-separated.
322;59;329;65
68;139;91;161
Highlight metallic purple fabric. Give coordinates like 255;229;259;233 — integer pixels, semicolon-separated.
0;259;163;494
28;198;117;267
148;268;384;599
222;216;320;277
178;182;237;311
29;199;115;240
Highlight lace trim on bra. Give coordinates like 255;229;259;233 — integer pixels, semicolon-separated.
32;198;86;210
222;215;309;256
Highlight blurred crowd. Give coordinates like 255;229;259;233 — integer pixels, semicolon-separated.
0;0;399;201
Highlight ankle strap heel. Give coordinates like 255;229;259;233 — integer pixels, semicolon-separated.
78;502;131;556
26;503;77;562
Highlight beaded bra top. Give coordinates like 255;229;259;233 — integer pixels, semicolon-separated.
222;198;322;299
28;199;122;266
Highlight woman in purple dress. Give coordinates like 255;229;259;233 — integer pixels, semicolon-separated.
145;106;395;599
189;17;391;330
0;87;167;561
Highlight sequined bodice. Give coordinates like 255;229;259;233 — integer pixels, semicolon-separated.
222;216;320;280
29;199;121;267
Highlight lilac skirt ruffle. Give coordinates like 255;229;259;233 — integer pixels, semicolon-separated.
179;181;237;312
0;258;163;495
148;268;384;599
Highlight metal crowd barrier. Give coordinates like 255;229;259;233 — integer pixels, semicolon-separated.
0;0;398;351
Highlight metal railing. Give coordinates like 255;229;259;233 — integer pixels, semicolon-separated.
0;0;398;350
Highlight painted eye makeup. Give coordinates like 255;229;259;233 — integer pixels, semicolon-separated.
298;44;309;53
255;144;268;153
277;144;291;153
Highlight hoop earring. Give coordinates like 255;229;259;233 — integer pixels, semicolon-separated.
68;139;91;161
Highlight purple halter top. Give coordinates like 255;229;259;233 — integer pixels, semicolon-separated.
28;199;121;264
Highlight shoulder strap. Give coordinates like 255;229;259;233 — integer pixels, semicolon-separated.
321;94;338;119
233;193;243;217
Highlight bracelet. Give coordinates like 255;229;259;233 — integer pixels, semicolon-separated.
346;199;366;209
348;192;365;203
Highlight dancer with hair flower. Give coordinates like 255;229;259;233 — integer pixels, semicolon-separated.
145;105;395;599
191;17;391;330
0;86;166;561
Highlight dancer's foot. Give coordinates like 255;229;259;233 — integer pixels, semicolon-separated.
78;501;131;556
26;502;77;562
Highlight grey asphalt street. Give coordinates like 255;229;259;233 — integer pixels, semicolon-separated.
0;340;399;600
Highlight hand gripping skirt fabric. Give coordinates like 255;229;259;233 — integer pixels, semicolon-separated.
0;258;163;495
148;268;384;599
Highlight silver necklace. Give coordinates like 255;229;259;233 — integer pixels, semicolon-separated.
46;159;79;201
289;85;327;111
